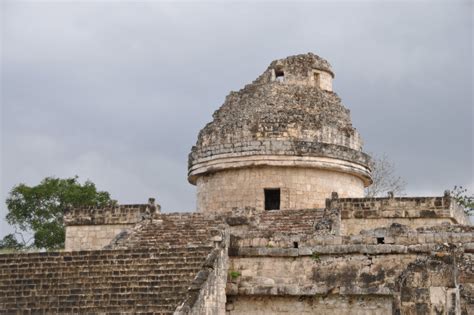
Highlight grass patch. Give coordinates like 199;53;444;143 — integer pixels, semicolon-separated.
229;271;241;280
311;252;321;262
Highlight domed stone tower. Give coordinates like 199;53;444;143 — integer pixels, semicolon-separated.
189;53;372;213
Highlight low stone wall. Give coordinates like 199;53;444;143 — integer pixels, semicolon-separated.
226;296;393;315
232;225;474;250
64;203;158;226
65;224;133;251
342;217;454;235
64;201;159;251
328;195;471;234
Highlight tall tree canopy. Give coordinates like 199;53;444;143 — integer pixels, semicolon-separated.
1;176;113;250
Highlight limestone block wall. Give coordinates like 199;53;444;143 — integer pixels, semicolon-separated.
228;255;418;294
196;166;364;213
329;196;472;235
226;243;473;314
231;223;474;251
342;218;454;235
64;202;158;251
65;224;133;251
252;53;335;88
226;296;392;315
227;211;473;314
269;68;333;91
316;69;333;91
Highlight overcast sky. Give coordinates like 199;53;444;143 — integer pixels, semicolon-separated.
1;0;472;238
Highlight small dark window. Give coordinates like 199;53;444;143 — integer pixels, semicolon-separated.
275;69;284;82
264;188;280;210
314;72;320;86
293;242;299;249
377;237;385;244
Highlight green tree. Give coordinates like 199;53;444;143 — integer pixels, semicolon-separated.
0;233;24;250
450;186;474;216
2;176;113;250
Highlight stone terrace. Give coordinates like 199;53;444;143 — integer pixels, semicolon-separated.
0;247;212;314
109;212;226;249
331;195;469;224
225;205;473;314
1;195;472;314
1;211;229;314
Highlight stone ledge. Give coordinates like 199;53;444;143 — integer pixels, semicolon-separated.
232;243;474;257
233;228;474;249
188;153;372;186
228;283;393;296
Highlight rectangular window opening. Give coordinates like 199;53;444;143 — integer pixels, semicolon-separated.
376;237;385;244
275;69;284;82
264;188;281;210
314;72;320;86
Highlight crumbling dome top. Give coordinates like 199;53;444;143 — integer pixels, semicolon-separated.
255;52;335;83
188;53;372;185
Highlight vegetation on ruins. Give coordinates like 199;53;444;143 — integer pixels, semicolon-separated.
229;271;241;280
0;176;114;250
365;154;406;198
450;186;474;216
311;252;321;262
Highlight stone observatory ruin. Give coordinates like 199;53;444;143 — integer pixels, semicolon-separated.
188;54;371;212
0;53;473;315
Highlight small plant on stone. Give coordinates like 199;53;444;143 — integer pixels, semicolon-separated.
229;271;241;280
311;252;321;262
449;186;474;216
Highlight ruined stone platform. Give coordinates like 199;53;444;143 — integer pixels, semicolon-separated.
1;195;472;314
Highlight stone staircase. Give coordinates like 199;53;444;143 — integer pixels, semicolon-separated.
0;247;213;314
0;211;229;314
110;212;225;249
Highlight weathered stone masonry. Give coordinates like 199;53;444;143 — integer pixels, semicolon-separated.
0;247;214;314
225;198;473;315
3;194;471;314
64;200;159;251
1;53;472;315
188;53;372;212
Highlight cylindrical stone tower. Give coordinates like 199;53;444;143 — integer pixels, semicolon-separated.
188;53;372;213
